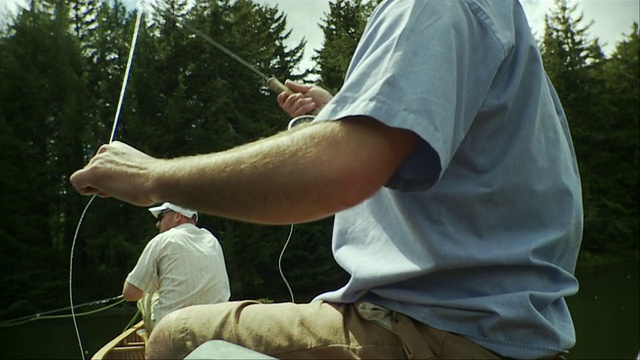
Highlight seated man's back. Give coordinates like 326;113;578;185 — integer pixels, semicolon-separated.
124;202;231;332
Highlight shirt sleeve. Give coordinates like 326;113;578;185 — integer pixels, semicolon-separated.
315;0;509;192
126;236;161;293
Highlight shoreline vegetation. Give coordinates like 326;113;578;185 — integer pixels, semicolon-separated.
577;251;639;266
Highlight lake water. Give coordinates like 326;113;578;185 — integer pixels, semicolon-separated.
0;307;138;359
566;259;639;359
0;260;637;359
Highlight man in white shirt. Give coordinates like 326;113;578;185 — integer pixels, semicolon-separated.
123;202;231;333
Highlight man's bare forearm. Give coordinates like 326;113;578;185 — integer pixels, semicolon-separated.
149;117;418;224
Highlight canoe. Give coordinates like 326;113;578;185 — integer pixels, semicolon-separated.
91;321;146;360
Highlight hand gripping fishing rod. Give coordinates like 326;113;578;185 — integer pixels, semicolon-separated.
174;19;290;94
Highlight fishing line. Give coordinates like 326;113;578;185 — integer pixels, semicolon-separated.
108;0;144;143
0;296;124;328
278;224;295;303
68;3;144;360
122;308;141;332
277;116;315;304
69;195;97;360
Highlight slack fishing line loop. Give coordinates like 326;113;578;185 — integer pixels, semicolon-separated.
69;3;145;360
278;224;295;303
69;194;96;360
277;115;315;304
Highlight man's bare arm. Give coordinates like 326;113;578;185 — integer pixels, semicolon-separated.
71;116;418;224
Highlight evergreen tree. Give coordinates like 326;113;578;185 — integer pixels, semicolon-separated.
540;0;606;125
0;0;89;317
595;23;639;254
312;0;379;93
540;0;602;254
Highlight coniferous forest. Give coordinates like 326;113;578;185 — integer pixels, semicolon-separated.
0;0;637;322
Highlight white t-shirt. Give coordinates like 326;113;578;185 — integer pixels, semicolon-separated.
127;223;230;323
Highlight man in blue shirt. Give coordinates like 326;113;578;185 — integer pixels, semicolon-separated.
71;0;582;358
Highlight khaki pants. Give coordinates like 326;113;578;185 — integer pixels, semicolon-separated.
152;300;540;359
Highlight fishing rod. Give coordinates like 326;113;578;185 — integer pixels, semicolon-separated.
163;11;290;95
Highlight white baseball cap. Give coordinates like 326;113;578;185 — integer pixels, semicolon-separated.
148;202;198;221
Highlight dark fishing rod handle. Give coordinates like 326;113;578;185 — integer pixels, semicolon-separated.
266;77;291;94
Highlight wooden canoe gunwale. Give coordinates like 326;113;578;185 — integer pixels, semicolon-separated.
91;321;145;360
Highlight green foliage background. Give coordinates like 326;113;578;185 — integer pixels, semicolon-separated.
0;0;637;320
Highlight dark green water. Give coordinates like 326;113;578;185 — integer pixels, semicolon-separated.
566;259;639;359
0;307;138;359
0;260;637;359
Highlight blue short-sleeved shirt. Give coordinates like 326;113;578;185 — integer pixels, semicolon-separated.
313;0;583;358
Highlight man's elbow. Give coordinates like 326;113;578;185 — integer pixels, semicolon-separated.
122;293;140;301
122;283;143;301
